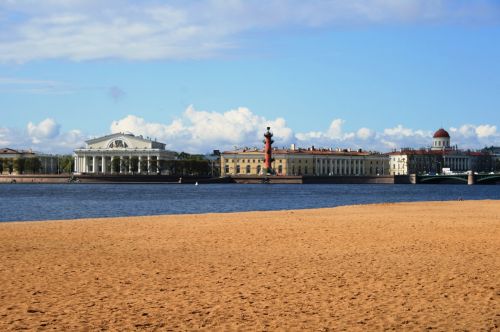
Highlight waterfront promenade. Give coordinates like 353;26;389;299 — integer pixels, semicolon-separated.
0;200;498;330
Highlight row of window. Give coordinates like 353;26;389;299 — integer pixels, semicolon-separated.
225;159;284;163
224;165;284;174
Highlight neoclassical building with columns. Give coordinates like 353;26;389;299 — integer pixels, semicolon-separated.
74;133;176;174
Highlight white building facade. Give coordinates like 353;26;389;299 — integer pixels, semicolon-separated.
74;133;176;174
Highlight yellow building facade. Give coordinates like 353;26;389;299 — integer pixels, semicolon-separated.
221;149;388;176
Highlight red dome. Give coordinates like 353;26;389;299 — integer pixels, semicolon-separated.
433;128;450;138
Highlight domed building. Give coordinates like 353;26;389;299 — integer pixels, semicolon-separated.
389;128;493;175
431;128;451;150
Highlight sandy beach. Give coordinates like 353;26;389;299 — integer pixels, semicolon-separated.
0;200;499;331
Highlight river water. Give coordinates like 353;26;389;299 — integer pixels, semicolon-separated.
0;183;498;222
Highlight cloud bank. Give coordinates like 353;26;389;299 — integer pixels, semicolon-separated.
0;106;497;154
1;0;499;62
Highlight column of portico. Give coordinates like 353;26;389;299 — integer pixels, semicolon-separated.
83;155;87;173
147;155;151;174
119;157;123;174
138;157;142;174
102;155;106;174
92;156;97;174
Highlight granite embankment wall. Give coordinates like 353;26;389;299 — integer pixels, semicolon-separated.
231;175;406;184
0;175;71;183
1;174;415;184
0;174;231;184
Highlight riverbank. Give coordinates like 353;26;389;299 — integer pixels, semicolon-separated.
0;200;499;330
2;173;499;184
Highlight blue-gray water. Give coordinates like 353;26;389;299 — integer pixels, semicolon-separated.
0;184;498;222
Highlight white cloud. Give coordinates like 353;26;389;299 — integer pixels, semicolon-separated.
475;124;497;138
449;124;499;148
110;105;294;152
0;118;85;153
109;107;499;153
356;127;374;140
0;0;498;62
27;118;60;141
1;110;498;154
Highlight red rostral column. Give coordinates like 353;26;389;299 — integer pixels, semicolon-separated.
263;126;274;174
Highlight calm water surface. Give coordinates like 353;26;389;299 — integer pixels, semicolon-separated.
0;183;498;222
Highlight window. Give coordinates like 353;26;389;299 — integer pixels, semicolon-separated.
246;165;251;174
225;165;229;173
257;165;261;174
278;165;283;174
305;166;308;174
236;165;240;173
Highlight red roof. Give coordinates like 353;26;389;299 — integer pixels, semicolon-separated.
433;128;450;138
222;149;373;156
388;149;489;157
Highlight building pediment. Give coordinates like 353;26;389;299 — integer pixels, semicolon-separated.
85;133;165;150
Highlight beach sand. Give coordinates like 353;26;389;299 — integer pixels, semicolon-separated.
0;200;499;331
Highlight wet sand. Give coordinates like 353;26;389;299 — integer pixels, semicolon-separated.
0;200;499;331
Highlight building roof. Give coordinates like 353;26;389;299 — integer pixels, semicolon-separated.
85;132;161;145
388;149;488;157
0;148;34;155
222;148;377;157
433;128;450;138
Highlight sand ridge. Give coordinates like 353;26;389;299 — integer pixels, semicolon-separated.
0;200;499;330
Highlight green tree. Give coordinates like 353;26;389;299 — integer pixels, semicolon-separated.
57;155;74;174
176;152;205;161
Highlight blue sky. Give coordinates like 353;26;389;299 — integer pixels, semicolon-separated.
0;0;499;153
